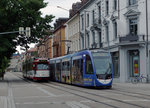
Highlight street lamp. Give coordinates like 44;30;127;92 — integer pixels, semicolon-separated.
57;6;69;11
61;40;72;54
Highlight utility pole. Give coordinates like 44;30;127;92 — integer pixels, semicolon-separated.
145;0;149;82
19;27;31;77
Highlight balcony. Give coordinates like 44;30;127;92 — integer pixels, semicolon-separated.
90;18;101;31
118;34;145;46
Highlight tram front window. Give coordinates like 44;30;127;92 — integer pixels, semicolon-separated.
92;52;112;79
37;63;49;70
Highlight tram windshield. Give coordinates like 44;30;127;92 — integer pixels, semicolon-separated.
92;52;112;75
37;63;49;70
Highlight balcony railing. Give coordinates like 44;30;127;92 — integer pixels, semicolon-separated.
119;34;145;43
90;18;102;31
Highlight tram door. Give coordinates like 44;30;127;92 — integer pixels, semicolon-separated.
71;58;83;85
55;60;61;82
83;55;94;86
129;50;140;77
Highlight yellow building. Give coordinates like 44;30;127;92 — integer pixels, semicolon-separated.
53;18;68;57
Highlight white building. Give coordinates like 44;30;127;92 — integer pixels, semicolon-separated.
79;0;150;83
65;13;80;54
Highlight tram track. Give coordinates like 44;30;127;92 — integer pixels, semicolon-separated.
47;80;150;100
14;73;119;108
43;82;148;108
110;88;150;99
14;73;148;108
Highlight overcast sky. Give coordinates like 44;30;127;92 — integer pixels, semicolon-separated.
40;0;81;25
17;0;81;53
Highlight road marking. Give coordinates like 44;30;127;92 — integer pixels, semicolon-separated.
123;99;150;102
66;101;90;108
37;87;56;97
12;84;36;88
14;94;74;99
0;96;7;108
8;83;16;108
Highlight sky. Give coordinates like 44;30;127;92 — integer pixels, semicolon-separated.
40;0;81;25
17;0;81;53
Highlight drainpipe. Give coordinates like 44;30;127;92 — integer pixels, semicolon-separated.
84;10;87;49
118;0;120;20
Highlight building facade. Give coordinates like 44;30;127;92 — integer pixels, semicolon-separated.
37;40;46;58
53;18;68;57
79;0;150;83
44;35;53;59
65;2;81;54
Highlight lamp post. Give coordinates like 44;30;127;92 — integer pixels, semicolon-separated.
61;40;72;54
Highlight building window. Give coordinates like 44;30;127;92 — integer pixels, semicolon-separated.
114;0;117;11
98;5;101;21
92;30;95;43
106;25;109;42
113;22;117;39
92;10;95;24
81;36;84;49
87;33;90;48
129;0;137;5
99;32;102;48
81;15;84;30
106;0;109;15
129;18;137;35
87;14;89;27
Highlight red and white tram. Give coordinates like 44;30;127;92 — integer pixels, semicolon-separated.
22;58;50;81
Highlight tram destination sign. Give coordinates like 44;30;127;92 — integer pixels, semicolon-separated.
39;60;48;62
92;52;109;57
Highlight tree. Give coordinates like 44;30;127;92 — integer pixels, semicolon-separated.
0;0;54;71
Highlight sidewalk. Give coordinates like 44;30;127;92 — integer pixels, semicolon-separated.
0;72;16;108
113;82;150;93
0;74;9;108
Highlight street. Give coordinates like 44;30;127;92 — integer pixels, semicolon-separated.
0;72;150;108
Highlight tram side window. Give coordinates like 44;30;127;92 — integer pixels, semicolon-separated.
62;62;68;72
72;59;83;79
86;55;94;74
56;63;61;76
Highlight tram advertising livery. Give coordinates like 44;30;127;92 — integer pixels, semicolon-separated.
49;49;113;88
22;58;49;81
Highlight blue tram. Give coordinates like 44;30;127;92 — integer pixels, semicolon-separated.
49;49;113;88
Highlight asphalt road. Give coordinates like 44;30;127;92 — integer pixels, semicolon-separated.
0;72;150;108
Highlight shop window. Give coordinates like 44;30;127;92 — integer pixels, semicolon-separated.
112;52;119;77
129;50;140;77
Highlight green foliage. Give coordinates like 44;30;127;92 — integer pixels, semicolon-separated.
0;0;54;71
0;56;10;73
